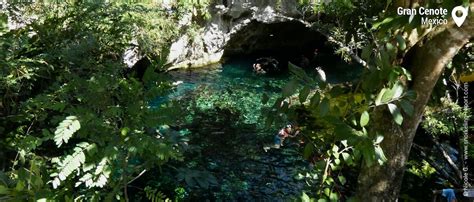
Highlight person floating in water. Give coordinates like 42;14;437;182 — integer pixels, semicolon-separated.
252;57;280;74
263;124;300;152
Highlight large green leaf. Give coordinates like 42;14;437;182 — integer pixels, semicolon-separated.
374;145;387;165
387;103;403;125
299;86;311;103
404;90;417;100
329;192;339;201
52;142;93;189
301;192;311;202
54;116;81;147
338;175;346;185
324;188;331;197
318;98;330;116
361;143;375;167
381;87;395;103
282;79;299;97
372;17;394;30
399;99;414;116
360;111;369;127
341;152;350;161
310;92;321;107
391;82;403;99
375;83;403;106
396;35;406;51
375;88;387;106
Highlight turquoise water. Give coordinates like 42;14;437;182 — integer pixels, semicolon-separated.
152;57;284;107
160;55;362;106
168;57;287;94
160;57;291;126
151;56;362;200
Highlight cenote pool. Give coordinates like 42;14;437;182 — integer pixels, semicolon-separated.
143;56;362;200
157;55;362;108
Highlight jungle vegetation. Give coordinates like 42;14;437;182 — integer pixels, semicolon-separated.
0;0;473;201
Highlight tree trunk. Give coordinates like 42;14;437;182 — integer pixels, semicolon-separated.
356;4;474;201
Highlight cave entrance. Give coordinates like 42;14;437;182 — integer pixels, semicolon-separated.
222;20;331;69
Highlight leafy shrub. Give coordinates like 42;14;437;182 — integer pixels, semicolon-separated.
422;97;470;136
0;2;190;200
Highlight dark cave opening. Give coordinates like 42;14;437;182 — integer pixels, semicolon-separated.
222;20;332;69
221;20;363;82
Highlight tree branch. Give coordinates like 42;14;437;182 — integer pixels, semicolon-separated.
127;169;147;185
320;31;369;69
429;136;462;181
412;144;460;187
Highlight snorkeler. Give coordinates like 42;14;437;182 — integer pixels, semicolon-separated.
263;124;300;152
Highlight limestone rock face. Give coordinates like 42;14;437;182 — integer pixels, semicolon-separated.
166;0;313;70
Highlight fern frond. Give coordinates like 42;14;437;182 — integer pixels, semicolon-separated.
54;116;81;147
75;157;110;188
144;186;167;202
51;142;93;189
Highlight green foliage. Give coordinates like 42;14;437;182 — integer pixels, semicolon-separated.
51;142;95;189
0;159;52;201
387;103;403;125
407;160;436;179
268;1;424;195
360;111;369;127
451;42;474;76
298;141;355;201
76;157;110;188
53;116;80;147
173;0;211;42
268;63;392;169
301;192;311;202
321;0;355;16
0;12;6;34
144;186;168;202
0;1;192;200
422;98;470;136
2;0;471;200
273;1;473;200
176;0;211;21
